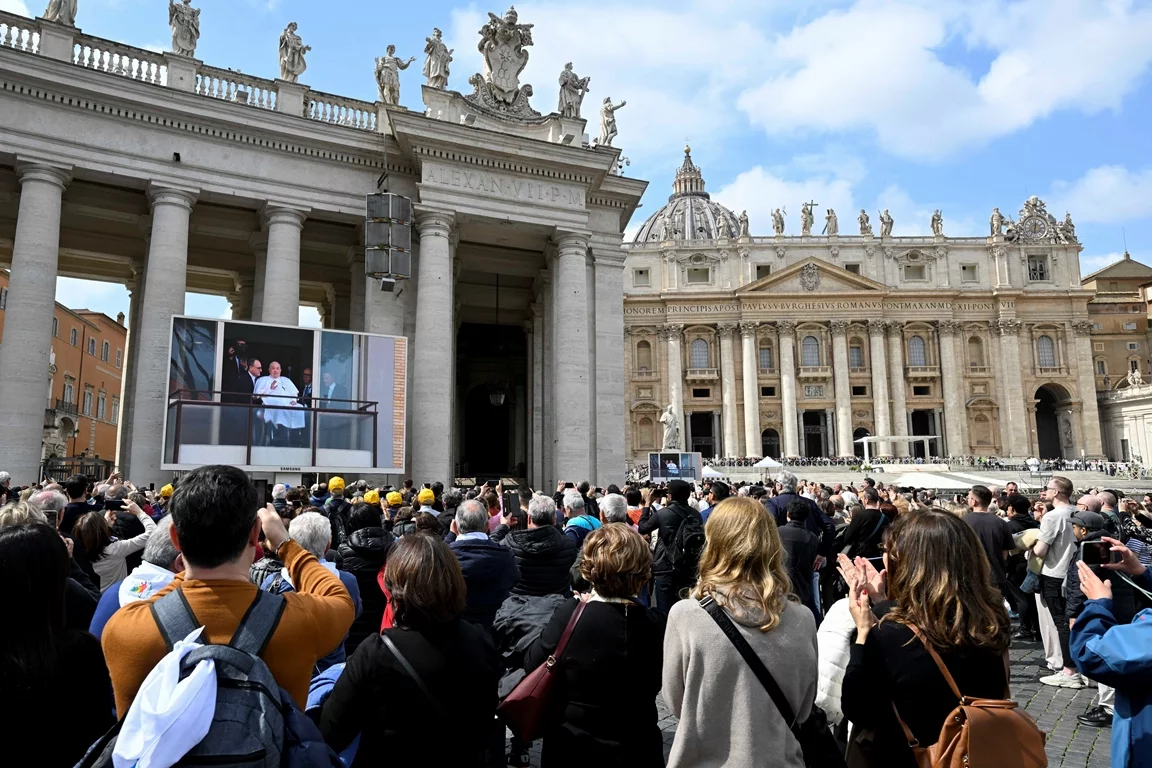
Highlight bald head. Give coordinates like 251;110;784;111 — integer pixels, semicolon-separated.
1077;495;1102;513
1097;491;1118;511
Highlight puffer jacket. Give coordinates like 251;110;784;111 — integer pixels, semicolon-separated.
503;524;578;597
815;597;856;725
337;526;395;655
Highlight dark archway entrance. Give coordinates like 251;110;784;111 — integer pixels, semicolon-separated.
910;410;933;458
689;412;715;458
463;384;511;474
761;428;780;459
1035;385;1069;459
853;428;870;459
802;411;824;458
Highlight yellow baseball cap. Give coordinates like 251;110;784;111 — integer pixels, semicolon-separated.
328;476;345;494
386;491;404;507
159;484;174;498
363;489;380;505
417;488;435;505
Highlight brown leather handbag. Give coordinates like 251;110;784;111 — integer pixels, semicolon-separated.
497;600;587;742
892;626;1047;768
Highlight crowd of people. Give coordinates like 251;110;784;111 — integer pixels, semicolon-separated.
1;466;1151;767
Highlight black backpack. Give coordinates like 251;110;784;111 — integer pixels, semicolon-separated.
668;505;706;576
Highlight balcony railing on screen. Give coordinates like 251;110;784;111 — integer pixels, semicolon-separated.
166;389;381;468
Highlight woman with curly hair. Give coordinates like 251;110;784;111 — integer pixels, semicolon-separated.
662;496;817;768
840;508;1013;767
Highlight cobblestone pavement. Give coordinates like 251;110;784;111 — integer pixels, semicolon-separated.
505;634;1111;767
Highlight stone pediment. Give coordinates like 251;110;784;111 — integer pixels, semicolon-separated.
736;257;888;295
1082;255;1152;283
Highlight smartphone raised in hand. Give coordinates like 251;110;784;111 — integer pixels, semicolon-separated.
1080;540;1121;566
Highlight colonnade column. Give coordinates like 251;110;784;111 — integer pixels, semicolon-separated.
125;185;198;484
867;319;891;456
250;234;267;322
886;321;910;456
739;323;761;456
662;323;685;448
996;318;1029;457
529;305;544;487
0;162;71;483
553;232;592;481
115;266;144;476
937;320;966;456
259;204;307;326
830;320;854;457
1072;320;1104;457
411;209;456;484
778;321;800;457
717;325;739;456
592;247;625;483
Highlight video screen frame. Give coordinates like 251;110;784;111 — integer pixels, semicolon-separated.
648;452;702;482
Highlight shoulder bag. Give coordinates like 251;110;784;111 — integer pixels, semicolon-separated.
700;596;846;768
497;599;588;741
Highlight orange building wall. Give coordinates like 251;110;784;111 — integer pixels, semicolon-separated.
0;271;127;461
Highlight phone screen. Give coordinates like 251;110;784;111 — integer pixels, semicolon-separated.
1080;541;1116;566
564;482;575;489
104;498;125;512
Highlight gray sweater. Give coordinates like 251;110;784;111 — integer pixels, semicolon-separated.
662;593;817;768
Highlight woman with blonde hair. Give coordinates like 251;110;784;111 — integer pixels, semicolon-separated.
841;508;1015;766
663;496;817;767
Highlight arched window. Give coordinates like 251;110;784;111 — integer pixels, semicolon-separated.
638;417;655;449
1095;358;1107;375
967;336;985;368
1131;358;1141;373
1037;335;1056;368
758;344;774;371
636;340;653;373
801;335;820;367
849;339;865;368
690;338;710;369
908;335;927;367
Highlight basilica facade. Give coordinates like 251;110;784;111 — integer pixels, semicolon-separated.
623;150;1103;463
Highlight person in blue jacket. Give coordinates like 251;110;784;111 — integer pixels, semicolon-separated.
1070;537;1152;768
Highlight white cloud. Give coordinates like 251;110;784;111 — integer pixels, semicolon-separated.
0;0;30;16
738;0;1152;159
299;307;322;328
712;162;857;237
1047;165;1152;225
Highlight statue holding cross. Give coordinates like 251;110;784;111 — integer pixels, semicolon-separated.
800;200;818;237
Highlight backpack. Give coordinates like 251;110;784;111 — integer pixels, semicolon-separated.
892;626;1046;768
76;589;341;768
667;504;706;576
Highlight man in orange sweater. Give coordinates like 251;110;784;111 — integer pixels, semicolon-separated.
103;464;355;715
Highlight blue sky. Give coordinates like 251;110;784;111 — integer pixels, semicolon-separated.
6;0;1151;320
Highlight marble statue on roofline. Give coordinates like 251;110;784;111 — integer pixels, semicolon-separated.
43;0;77;26
772;208;785;235
423;28;453;89
858;209;872;235
598;98;626;146
169;0;200;57
800;202;815;236
931;209;944;237
557;63;590;119
990;207;1004;237
879;209;894;237
823;208;838;236
278;22;310;83
738;210;750;237
376;46;415;105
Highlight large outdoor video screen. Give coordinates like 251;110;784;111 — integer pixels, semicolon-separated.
162;317;407;473
648;452;702;482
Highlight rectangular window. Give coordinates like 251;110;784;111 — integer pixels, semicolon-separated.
686;267;710;284
52;318;59;337
63;379;74;404
1096;359;1107;375
82;390;93;416
1093;342;1104;351
97;394;106;420
903;264;926;281
844;263;861;275
1128;342;1139;351
116;349;123;368
1132;359;1141;373
852;385;868;397
87;338;96;356
100;340;110;362
758;346;774;370
0;287;7;310
632;268;650;287
912;385;931;396
849;345;865;368
1093;323;1102;330
70;328;78;346
760;386;776;397
755;264;772;281
1124;322;1138;331
691;388;710;398
1027;255;1049;282
961;264;978;283
111;396;119;424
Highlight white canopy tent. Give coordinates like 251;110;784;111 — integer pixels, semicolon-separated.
701;465;724;479
753;456;783;468
854;435;941;464
891;473;974;491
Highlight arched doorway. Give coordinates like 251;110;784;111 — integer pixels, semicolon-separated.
802;411;824;457
1035;384;1071;459
910;410;933;459
761;428;780;459
853;428;870;459
462;384;511;475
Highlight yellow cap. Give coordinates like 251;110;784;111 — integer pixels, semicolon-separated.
417;488;435;505
363;489;380;505
386;491;404;507
159;484;174;498
328;476;345;494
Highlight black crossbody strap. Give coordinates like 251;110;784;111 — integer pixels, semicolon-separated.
382;633;449;720
700;596;799;733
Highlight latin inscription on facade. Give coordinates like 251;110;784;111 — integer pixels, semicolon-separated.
624;300;998;315
421;161;585;210
803;385;825;398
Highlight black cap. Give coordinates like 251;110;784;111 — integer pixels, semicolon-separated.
668;479;692;503
1070;511;1105;531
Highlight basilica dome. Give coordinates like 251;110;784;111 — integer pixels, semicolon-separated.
633;147;739;244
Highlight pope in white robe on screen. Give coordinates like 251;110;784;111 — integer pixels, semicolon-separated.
253;362;305;435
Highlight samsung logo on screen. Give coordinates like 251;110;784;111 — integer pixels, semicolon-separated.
279;467;301;471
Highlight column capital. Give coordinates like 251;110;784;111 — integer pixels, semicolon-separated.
776;320;797;334
739;321;760;339
994;318;1021;336
659;322;683;341
937;319;960;336
146;183;198;211
885;319;905;337
829;320;849;337
717;323;738;339
259;202;308;230
553;230;591;253
414;207;455;238
866;318;886;335
1072;319;1094;337
14;160;72;190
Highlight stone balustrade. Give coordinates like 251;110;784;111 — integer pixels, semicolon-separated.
195;64;278;110
73;34;166;85
307;91;377;131
0;11;39;53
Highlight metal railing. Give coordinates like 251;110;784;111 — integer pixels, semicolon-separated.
51;398;78;414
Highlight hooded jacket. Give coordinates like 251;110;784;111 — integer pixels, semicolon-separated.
449;536;520;629
504;524;578;597
337;526;395;655
89;561;177;639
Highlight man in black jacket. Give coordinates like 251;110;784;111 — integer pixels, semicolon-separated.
503;495;577;597
638;479;702;615
449;500;519;629
766;469;835;561
1003;494;1041;640
779;500;820;618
